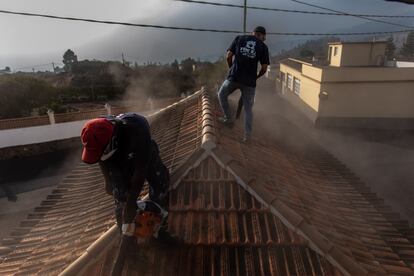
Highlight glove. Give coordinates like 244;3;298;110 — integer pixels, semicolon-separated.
121;223;135;236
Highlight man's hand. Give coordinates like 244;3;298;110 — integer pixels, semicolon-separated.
123;163;146;224
121;223;135;236
226;50;234;68
257;64;268;80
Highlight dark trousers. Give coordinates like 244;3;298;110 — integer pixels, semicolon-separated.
114;140;169;232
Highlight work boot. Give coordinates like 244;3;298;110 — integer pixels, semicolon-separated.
218;116;234;128
153;219;183;246
155;228;183;246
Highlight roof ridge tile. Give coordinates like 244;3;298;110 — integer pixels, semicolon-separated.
148;88;204;123
200;87;216;151
170;148;208;190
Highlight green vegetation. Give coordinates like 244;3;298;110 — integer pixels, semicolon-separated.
272;36;340;62
0;49;228;119
62;49;78;72
0;75;60;118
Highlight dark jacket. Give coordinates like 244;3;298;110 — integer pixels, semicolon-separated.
99;113;151;224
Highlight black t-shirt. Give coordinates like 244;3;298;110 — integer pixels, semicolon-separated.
227;35;270;87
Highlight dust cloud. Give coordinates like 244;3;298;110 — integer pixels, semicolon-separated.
250;78;414;225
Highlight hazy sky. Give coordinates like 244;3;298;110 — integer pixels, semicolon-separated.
1;0;413;70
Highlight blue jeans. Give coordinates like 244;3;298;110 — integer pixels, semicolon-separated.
218;79;256;137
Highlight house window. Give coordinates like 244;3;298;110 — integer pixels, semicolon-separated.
334;46;338;56
294;78;301;95
287;74;293;89
328;47;332;62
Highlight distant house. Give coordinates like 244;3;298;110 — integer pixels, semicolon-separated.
0;67;11;75
53;66;65;74
279;41;414;129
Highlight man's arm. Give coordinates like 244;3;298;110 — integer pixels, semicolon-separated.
122;121;151;229
257;44;270;80
99;162;113;195
123;162;146;225
226;50;234;68
112;166;145;276
226;36;238;68
256;64;268;80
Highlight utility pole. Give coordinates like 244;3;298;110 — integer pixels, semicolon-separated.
243;0;247;34
91;75;95;101
122;53;126;66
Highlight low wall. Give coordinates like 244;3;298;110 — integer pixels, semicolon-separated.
0;98;180;130
0;137;81;160
0;120;90;149
54;109;107;124
0;115;50;130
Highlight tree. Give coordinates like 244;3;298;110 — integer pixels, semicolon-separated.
299;49;314;58
63;49;78;72
4;66;10;72
171;59;179;70
180;58;196;74
385;36;396;59
400;31;414;58
0;75;57;118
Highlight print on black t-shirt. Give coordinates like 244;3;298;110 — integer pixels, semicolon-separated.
227;35;270;87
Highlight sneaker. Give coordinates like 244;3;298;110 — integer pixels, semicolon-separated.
218;116;234;127
241;136;251;144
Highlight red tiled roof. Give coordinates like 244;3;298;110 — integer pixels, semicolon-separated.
82;90;414;275
212;98;414;274
150;94;203;172
0;164;113;275
84;156;339;275
0;91;204;275
2;88;414;275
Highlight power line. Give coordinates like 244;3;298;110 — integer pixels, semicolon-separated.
0;9;412;36
177;0;414;34
0;9;242;34
289;0;413;29
267;29;411;35
175;0;414;18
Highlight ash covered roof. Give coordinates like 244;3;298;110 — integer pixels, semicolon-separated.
1;88;414;275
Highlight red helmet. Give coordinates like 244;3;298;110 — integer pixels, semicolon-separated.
81;118;114;164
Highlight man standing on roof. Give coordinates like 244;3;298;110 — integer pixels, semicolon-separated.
218;26;270;143
80;113;173;237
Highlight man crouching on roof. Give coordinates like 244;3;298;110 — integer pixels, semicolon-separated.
80;113;178;273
